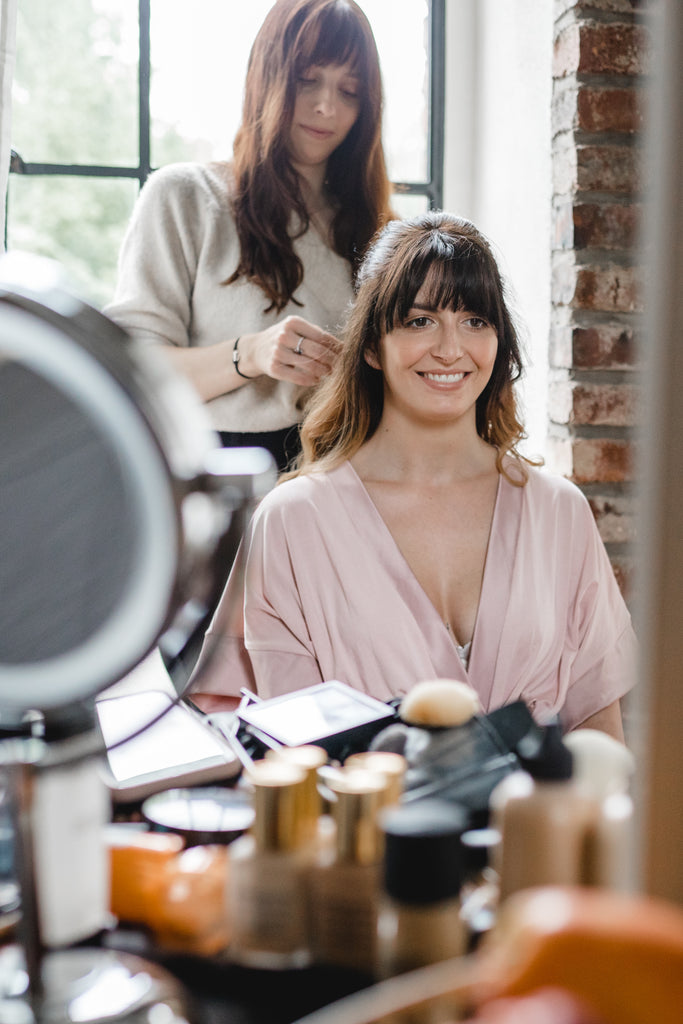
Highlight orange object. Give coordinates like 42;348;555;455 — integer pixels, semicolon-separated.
153;844;231;956
473;886;683;1024
108;830;184;924
108;829;231;955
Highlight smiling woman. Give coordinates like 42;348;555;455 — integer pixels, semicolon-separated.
189;212;637;745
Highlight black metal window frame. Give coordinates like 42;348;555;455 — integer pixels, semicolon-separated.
8;0;445;230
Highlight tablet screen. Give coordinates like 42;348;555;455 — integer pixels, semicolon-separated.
237;681;394;747
96;690;238;791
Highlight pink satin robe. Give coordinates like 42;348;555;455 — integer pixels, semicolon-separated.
190;460;636;731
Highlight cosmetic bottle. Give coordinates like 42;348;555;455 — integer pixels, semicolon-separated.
377;798;468;978
458;827;500;950
228;759;311;967
564;728;636;890
489;723;594;903
343;751;407;805
309;768;387;973
265;744;331;850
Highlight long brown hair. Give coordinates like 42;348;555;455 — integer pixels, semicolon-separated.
291;212;539;481
227;0;394;312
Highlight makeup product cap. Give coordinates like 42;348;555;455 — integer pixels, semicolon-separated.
266;745;327;843
328;768;387;864
343;751;407;804
381;798;468;904
516;722;573;781
247;760;307;852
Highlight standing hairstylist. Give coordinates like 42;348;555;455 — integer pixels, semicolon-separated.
106;0;395;471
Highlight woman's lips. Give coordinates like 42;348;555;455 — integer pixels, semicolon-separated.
300;124;335;139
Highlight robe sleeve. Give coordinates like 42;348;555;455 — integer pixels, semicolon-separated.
188;489;325;701
558;491;637;732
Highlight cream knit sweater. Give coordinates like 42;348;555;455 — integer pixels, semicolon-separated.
105;162;354;433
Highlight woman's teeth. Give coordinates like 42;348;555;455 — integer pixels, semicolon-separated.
422;371;466;383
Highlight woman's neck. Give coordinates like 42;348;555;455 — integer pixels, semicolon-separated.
293;162;328;209
353;414;498;486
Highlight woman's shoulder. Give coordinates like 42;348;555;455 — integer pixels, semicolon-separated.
139;161;234;210
514;460;594;522
254;464;350;522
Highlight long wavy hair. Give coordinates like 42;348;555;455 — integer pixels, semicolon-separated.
227;0;394;312
290;212;539;482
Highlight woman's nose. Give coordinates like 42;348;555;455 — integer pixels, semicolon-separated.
313;86;335;116
433;326;464;360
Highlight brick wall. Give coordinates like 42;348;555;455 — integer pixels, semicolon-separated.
549;0;651;596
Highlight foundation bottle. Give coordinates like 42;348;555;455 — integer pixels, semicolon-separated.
343;751;407;805
564;728;636;890
377;798;468;978
489;723;594;903
265;744;331;851
228;759;311;968
309;768;387;973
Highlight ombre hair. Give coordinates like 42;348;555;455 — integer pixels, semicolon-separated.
290;211;539;482
226;0;394;312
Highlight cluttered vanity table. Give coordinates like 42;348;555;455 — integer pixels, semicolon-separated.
1;255;682;1024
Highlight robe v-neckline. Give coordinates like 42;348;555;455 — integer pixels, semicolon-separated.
337;460;523;701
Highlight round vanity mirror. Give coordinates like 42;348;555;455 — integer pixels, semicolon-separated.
0;254;275;720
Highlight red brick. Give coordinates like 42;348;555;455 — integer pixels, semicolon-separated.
572;324;638;369
555;0;647;15
587;494;637;544
548;379;639;427
553;140;640;196
554;23;650;78
572;437;634;483
574;202;640;249
553;257;642;312
571;381;640;426
553;201;639;250
576;143;640;193
573;264;642;312
576;87;644;133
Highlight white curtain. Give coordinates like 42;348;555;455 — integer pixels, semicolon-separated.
0;0;18;247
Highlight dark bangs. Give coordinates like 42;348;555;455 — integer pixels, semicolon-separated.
289;1;370;82
380;232;506;336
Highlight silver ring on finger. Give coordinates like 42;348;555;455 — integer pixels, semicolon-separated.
295;336;304;356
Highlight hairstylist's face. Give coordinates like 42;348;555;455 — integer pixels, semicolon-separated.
288;61;360;175
365;282;499;428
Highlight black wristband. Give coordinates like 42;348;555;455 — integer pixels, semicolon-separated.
232;337;255;380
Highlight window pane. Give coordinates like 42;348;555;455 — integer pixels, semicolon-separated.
7;176;139;308
392;192;431;218
149;0;430;184
12;0;139;167
150;0;275;167
361;0;430;183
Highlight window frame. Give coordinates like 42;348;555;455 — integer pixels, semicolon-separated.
6;0;445;243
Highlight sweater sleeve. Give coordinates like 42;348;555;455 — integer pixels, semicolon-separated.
105;164;216;348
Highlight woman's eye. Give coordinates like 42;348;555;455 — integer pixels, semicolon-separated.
405;316;432;329
465;316;489;329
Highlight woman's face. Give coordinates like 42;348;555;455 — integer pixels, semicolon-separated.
288;61;361;176
366;281;499;429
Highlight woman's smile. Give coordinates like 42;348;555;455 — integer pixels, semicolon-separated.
420;370;469;385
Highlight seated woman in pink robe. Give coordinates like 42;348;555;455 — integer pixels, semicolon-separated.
189;212;636;740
